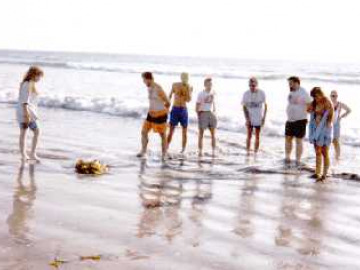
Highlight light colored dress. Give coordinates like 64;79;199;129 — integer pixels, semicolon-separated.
309;111;332;147
16;81;38;124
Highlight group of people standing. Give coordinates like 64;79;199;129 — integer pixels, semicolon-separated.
136;72;351;181
15;66;352;181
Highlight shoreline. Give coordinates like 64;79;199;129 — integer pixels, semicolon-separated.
1;104;360;269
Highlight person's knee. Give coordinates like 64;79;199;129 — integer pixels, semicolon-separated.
33;128;40;136
295;138;303;145
141;129;149;138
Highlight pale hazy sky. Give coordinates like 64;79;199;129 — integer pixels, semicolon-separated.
0;0;359;62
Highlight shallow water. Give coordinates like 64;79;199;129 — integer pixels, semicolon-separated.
1;104;360;269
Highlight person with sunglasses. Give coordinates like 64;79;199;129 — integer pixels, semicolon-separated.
330;90;352;160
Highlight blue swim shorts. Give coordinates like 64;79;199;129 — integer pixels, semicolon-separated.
170;107;188;128
20;121;39;131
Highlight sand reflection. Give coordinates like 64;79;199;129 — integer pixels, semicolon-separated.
137;161;183;243
7;164;37;245
275;175;328;260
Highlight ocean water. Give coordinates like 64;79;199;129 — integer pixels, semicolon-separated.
1;50;360;269
0;49;360;147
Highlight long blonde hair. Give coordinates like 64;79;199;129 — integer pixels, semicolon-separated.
21;66;43;93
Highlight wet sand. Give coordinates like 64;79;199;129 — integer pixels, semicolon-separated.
1;104;360;270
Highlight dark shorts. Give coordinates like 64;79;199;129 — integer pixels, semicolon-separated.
170;107;188;128
146;113;168;124
20;121;39;131
285;119;307;139
248;125;261;130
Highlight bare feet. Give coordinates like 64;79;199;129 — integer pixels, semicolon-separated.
21;154;29;162
198;151;203;157
29;154;41;163
136;152;146;158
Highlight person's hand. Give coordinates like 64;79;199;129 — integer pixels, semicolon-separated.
246;119;251;128
261;118;266;127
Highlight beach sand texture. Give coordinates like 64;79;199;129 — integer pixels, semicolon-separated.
0;105;360;270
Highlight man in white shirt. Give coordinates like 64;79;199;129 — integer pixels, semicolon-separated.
285;76;312;165
196;77;217;157
242;77;267;154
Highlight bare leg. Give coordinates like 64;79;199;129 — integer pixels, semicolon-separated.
322;146;330;177
19;128;29;161
137;126;150;157
29;128;40;162
315;146;322;176
285;136;293;162
198;129;204;157
333;139;340;161
181;127;187;153
246;126;253;153
167;126;175;150
254;128;261;153
159;132;167;160
295;138;303;164
210;128;216;156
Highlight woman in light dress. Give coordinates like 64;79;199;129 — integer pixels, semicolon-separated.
17;66;44;162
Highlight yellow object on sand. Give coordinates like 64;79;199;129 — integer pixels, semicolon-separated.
75;160;108;175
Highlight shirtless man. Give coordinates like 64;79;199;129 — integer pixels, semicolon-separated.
137;72;170;160
242;77;267;154
196;77;217;157
167;73;193;154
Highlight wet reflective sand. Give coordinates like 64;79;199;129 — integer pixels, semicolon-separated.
1;105;360;270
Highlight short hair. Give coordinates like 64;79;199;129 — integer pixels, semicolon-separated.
288;76;300;84
142;72;153;80
204;77;212;85
249;77;258;85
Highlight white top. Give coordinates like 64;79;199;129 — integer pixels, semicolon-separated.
334;102;342;123
17;81;38;123
286;87;312;122
197;90;215;112
242;89;266;126
148;86;165;112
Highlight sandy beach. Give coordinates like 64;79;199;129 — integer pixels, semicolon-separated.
1;102;360;270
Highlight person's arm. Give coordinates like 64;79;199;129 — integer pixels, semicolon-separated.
212;98;216;113
340;102;352;119
196;93;201;114
158;86;170;109
326;100;334;127
185;85;193;102
169;84;175;101
262;103;268;126
21;82;33;124
306;91;313;112
243;105;250;126
261;92;267;126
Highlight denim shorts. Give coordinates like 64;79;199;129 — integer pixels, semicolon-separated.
20;121;39;131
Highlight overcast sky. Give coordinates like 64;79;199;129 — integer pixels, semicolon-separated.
0;0;359;62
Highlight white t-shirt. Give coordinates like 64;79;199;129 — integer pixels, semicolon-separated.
242;89;266;126
16;81;38;123
286;87;312;122
197;90;215;112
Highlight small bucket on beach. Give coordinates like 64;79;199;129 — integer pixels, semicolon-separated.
75;159;108;175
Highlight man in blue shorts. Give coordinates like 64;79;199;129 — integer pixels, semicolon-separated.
167;73;193;154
